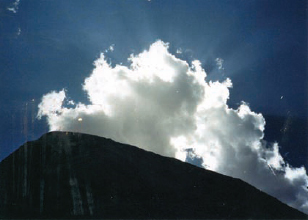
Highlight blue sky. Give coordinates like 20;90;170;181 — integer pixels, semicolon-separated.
1;0;307;161
1;0;308;212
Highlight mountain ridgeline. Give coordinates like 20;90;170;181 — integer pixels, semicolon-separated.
0;132;306;219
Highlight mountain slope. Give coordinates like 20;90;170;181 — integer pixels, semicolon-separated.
0;131;306;219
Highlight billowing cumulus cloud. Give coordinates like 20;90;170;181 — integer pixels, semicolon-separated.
38;40;308;214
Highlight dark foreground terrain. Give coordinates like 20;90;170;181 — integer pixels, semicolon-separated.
0;131;306;219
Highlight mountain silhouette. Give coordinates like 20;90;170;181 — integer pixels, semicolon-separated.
0;131;306;219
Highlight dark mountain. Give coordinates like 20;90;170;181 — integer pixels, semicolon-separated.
0;131;306;219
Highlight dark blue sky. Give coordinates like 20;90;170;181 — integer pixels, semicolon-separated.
0;0;307;167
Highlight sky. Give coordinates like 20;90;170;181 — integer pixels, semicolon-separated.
1;0;308;214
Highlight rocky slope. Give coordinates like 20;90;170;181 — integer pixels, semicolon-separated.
0;131;306;219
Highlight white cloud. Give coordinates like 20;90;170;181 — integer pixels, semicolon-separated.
215;57;224;70
37;40;308;214
67;100;75;106
105;44;115;53
7;0;20;13
16;27;21;36
37;90;66;120
109;44;115;52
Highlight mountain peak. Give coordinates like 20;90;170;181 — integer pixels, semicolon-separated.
0;131;306;219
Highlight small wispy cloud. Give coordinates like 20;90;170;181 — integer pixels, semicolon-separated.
105;44;115;53
16;27;21;36
7;0;20;14
109;44;115;52
176;48;182;54
215;57;224;70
